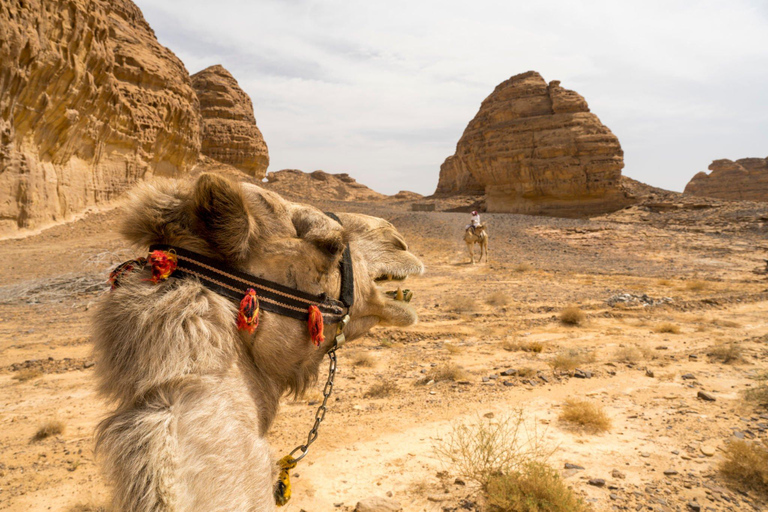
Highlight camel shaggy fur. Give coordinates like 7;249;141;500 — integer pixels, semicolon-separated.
464;224;489;264
93;174;423;511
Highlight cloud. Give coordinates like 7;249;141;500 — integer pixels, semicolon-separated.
135;0;768;195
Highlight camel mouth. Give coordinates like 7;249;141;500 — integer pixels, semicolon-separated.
374;273;408;283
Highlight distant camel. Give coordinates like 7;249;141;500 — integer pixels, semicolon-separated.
93;174;424;511
464;224;489;264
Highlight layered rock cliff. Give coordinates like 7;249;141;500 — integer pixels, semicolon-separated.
191;65;269;178
264;169;387;202
684;158;768;202
436;71;630;217
0;0;201;235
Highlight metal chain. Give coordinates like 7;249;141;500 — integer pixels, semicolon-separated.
288;338;338;463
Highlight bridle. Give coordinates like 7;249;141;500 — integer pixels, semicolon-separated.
109;212;354;506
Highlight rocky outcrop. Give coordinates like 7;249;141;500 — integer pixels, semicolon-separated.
264;170;387;202
436;71;630;217
435;155;484;195
191;65;269;178
684;158;768;202
0;0;201;235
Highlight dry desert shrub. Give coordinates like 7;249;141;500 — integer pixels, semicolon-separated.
614;345;654;363
516;367;536;378
708;343;745;364
364;380;399;398
654;322;680;334
444;343;464;354
351;351;375;367
486;462;588;512
513;262;533;273
486;291;511;307
657;278;672;287
549;349;597;371
13;368;43;382
558;399;611;433
502;339;545;353
418;363;467;384
719;440;768;496
711;318;741;328
745;384;768;409
447;296;479;314
33;419;65;441
379;338;394;348
684;279;708;292
559;306;585;326
433;411;552;487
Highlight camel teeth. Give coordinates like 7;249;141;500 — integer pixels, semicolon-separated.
395;287;404;301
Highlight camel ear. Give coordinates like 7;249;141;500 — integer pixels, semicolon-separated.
191;174;255;262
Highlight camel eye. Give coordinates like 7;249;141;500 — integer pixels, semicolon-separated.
314;237;344;258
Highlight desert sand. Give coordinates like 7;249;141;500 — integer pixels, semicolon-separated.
1;191;767;512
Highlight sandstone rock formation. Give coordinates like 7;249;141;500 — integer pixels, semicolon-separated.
684;158;768;202
264;170;387;202
191;65;269;178
0;0;201;235
436;71;630;217
435;155;484;195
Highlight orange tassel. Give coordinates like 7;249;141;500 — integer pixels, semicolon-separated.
147;250;177;284
237;288;260;334
308;305;324;346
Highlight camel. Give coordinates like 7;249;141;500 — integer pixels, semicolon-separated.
92;174;423;511
464;224;489;264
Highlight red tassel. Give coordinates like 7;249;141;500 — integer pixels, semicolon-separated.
237;288;260;334
308;305;324;346
147;250;178;284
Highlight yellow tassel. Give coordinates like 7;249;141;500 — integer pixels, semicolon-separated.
274;455;298;506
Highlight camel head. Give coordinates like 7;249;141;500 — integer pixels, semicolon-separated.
118;173;423;397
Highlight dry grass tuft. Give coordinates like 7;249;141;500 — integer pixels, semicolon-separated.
364;380;399;398
502;339;545;353
447;296;479;314
657;278;672;286
654;322;680;334
516;367;536;378
444;343;464;354
558;399;611;433
419;363;467;384
712;318;741;328
486;291;511;307
684;279;708;291
559;306;585;326
719;440;768;496
708;343;745;364
379;338;394;348
745;383;768;409
486;462;589;512
13;368;43;382
549;350;597;371
351;352;376;367
614;345;654;363
33;419;65;441
512;262;533;273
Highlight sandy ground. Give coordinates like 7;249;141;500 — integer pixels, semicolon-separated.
1;198;767;512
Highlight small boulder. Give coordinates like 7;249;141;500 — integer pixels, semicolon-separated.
355;496;403;512
697;391;716;402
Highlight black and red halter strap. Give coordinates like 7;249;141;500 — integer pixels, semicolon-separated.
148;243;348;324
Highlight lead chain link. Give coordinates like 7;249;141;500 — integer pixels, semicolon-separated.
289;341;337;463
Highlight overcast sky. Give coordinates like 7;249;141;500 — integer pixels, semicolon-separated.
135;0;768;196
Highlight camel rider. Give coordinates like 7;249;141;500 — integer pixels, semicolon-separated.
466;210;481;234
